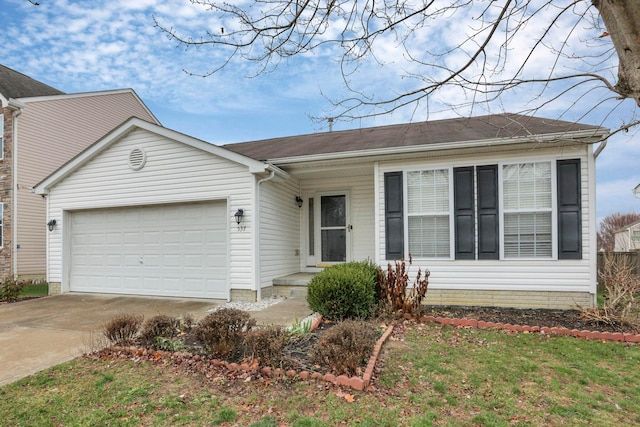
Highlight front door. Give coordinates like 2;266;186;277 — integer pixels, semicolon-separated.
305;192;350;267
320;194;348;263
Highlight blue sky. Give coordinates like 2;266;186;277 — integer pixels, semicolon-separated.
1;0;639;223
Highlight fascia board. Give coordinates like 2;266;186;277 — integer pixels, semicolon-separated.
268;128;609;166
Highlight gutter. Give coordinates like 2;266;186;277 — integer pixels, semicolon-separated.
254;169;277;301
7;99;25;278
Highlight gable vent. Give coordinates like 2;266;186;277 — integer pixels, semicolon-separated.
129;148;147;171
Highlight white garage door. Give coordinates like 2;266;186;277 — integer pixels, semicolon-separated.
69;201;228;299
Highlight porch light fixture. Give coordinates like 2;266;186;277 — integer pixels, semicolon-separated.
47;219;57;232
234;208;244;225
295;196;303;208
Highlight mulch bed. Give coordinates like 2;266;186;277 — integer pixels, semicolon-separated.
423;305;640;335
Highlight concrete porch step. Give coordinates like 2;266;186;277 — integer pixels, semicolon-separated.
272;273;317;298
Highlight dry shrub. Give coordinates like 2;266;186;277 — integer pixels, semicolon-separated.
140;314;180;346
243;326;290;367
581;253;640;329
103;314;143;345
377;255;430;317
193;308;256;358
310;320;379;376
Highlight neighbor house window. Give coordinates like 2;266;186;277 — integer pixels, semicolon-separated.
502;162;552;258
407;169;450;257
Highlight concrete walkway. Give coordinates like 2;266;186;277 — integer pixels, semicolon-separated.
0;293;312;387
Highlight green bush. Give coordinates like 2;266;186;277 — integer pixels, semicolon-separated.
309;320;379;376
306;260;378;320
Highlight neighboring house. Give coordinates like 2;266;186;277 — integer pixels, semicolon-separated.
613;220;640;252
0;64;159;280
34;114;608;309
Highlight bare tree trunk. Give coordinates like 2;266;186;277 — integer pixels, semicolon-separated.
593;0;640;106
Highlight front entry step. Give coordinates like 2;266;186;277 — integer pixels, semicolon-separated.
272;273;316;297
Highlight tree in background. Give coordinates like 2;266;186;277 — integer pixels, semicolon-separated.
156;0;640;134
597;212;640;252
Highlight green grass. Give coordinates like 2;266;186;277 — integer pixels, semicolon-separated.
1;322;639;426
19;283;48;298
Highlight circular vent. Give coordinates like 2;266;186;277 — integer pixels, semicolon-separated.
129;148;147;171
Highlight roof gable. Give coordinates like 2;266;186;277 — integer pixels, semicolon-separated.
0;64;64;100
34;118;281;194
223;113;607;162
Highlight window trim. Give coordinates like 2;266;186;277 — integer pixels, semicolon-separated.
404;167;455;260
499;159;557;260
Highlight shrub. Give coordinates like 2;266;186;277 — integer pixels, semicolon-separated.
103;314;143;345
193;308;256;358
377;256;430;317
306;260;378;320
244;325;290;367
154;336;187;352
140;314;180;346
0;277;26;302
581;253;640;329
309;320;379;376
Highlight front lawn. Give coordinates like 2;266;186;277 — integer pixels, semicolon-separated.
1;322;639;426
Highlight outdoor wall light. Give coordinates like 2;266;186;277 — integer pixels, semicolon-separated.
47;219;57;232
234;208;244;225
295;196;303;208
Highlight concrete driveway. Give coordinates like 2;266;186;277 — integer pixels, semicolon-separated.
0;294;221;386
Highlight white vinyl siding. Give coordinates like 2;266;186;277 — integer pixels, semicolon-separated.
45;128;254;294
16;91;158;276
407;169;450;258
502;162;552;258
259;177;301;289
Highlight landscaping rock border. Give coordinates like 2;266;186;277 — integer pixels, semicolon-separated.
90;315;395;392
418;315;640;343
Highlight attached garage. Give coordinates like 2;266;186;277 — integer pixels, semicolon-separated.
69;201;228;299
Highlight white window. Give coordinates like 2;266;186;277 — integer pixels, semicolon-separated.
502;162;552;258
407;169;450;257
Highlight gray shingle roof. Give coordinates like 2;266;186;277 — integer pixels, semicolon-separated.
0;64;64;99
223;113;604;161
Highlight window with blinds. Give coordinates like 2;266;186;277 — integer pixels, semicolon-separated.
502;162;552;258
407;169;450;257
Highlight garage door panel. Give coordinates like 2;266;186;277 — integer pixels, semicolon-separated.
70;201;228;299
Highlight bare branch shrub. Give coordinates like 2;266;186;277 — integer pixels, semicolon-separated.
103;314;143;345
377;256;430;317
193;308;256;358
243;325;290;367
309;320;378;376
140;314;181;346
581;253;640;329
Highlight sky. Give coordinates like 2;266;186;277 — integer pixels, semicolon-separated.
1;0;639;224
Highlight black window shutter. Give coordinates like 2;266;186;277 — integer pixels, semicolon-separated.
384;172;404;260
557;159;582;259
454;167;475;259
477;165;499;259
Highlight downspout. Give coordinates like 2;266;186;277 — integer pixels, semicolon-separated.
593;139;607;159
254;170;276;301
7;99;24;278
